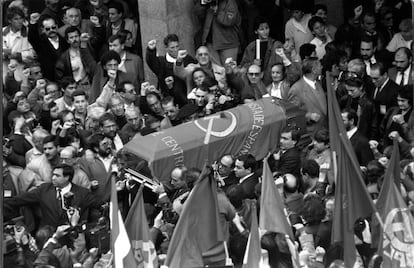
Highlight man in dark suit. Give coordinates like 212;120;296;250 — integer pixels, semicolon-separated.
28;14;69;81
233;154;259;200
388;47;413;86
369;62;400;131
341;109;374;167
146;34;197;107
213;154;239;193
4;164;96;229
269;126;302;180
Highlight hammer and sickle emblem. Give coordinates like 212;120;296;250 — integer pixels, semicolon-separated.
194;111;237;144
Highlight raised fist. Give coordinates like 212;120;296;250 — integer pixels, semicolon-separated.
148;39;157;50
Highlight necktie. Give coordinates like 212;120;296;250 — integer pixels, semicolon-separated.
400;72;405;86
373;87;379;99
56;188;62;201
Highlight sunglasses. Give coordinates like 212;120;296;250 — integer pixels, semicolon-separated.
44;25;57;31
248;72;260;76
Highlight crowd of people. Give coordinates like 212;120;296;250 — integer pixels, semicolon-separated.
2;0;414;267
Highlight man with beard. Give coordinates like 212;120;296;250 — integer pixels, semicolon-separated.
359;36;388;75
388;47;413;86
42;135;60;168
119;107;142;143
341;108;374;167
99;112;123;152
28;14;68;81
55;26;93;86
54;77;77;114
79;133;115;204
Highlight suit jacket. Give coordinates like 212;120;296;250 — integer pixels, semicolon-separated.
238;173;259;200
270;147;302;179
55;48;94;82
349;130;374;167
28;23;69;81
373;78;399;129
288;78;327;133
4;183;95;228
388;65;413;86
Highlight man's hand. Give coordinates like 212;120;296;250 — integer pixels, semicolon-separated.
89;16;100;27
153;211;163;229
62;121;74;130
176;50;187;62
13;225;26;244
140;81;150;96
273;150;281;160
148;39;157;50
68;208;80;226
7;62;17;74
392;114;405;125
107;69;117;82
389;131;403;142
369;140;379;150
80;33;90;43
354;5;363;19
51;119;61;133
165;76;174;89
153;183;165;194
35;78;47;89
30;12;41;24
22;68;31;79
54;225;71;239
116;180;126;191
309;112;321;122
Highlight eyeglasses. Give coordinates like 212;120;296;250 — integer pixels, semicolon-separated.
44;25;57;31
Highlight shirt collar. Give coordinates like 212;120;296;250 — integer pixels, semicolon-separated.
239;173;253;184
303;76;316;89
166;53;177;63
57;182;72;195
347;127;358;139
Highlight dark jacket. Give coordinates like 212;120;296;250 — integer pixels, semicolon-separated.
28;22;69;81
200;0;241;51
349;129;374;167
4;183;96;228
340;93;378;140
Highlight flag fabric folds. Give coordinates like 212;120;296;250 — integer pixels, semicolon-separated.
125;184;158;268
110;175;137;268
164;166;224;268
260;159;294;239
326;73;376;268
376;141;414;268
242;203;260;268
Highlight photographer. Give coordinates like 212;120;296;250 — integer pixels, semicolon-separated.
56;110;84;148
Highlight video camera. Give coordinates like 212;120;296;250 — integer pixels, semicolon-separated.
3;216;24;254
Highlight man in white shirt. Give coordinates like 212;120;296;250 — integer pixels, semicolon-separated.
360;37;377;75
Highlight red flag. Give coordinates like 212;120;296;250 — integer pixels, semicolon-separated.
259;159;294;239
164;166;224;268
376;141;414;268
110;175;137;268
242;203;260;268
326;73;376;267
125;185;158;268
